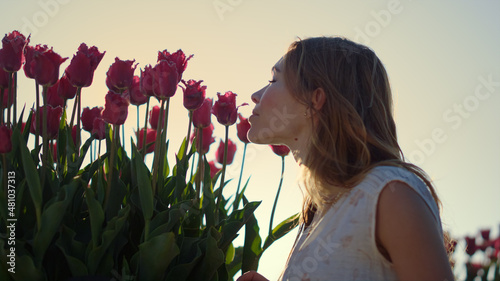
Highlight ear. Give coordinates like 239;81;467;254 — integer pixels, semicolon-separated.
311;88;326;111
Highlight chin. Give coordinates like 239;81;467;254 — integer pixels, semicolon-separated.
247;127;273;145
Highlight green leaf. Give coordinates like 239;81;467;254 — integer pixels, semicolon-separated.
219;201;261;252
85;188;104;248
88;205;130;275
241;197;262;272
33;180;79;267
132;144;153;222
137;232;180;281
262;213;300;252
226;242;235;264
55;226;88;276
188;227;225;281
16;130;42;218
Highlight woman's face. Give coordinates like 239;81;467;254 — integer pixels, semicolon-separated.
247;57;310;146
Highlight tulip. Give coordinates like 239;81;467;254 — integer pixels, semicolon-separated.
0;68;9;88
0;30;28;72
30;45;68;87
137;128;157;154
192;98;212;128
23;45;35;79
236;114;251;143
153;59;178;100
212;91;248;126
149;105;160;130
480;229;490;241
102;91;129;125
157;49;193;82
191;124;215;155
270;145;290;157
140;65;155;97
1;88;14;109
106;57;136;92
465;236;477;256
57;74;77;100
81;106;103;132
208;160;221;178
128;76;148;106
0;125;12;153
216;139;236;165
30;105;63;139
92;118;107;140
45;83;65;108
65;43;105;88
181;79;206;111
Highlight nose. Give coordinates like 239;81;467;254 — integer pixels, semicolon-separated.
251;85;267;104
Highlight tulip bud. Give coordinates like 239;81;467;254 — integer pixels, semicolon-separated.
137;128;157;154
30;105;63;139
102;91;129;125
45;83;65;108
92;118;107;140
0;68;9;88
149;105;161;130
81;106;103;132
65;43;105;88
128;76;148;106
157;49;193;82
236;114;251;143
208;160;221;178
216;139;237;165
23;45;35;79
106;57;136;92
57;74;77;100
181;79;206;111
1;88;14;109
0;125;13;153
0;30;29;72
192;98;212;129
140;65;155;97
212;91;248;126
30;45;68;87
270;145;290;157
153;59;178;100
191;124;215;155
465;236;477;256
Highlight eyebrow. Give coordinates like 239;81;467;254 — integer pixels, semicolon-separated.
272;65;281;72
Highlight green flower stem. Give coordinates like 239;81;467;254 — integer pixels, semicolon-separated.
151;99;165;192
6;72;12;126
156;97;170;193
2;154;7;199
69;94;78;129
35;81;40;149
141;97;150;158
216;125;229;223
41;86;49;186
104;124;119;210
233;142;248;211
76;87;82;155
122;124;125;151
185;111;193;160
136;105;140;145
269;155;285;237
195;127;203;201
13;72;17;127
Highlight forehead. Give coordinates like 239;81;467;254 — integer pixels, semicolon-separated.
272;57;284;72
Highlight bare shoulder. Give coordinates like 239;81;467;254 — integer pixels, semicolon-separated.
376;180;454;280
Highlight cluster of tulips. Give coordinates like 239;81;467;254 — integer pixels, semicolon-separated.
0;29;298;281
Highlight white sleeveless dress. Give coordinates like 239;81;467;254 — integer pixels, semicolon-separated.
280;166;443;281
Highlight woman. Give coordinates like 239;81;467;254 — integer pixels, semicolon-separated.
239;37;454;280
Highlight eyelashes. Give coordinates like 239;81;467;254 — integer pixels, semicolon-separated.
268;79;276;84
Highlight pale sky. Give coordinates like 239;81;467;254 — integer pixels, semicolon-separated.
1;0;500;279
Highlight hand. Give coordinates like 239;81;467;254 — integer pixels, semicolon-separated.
236;270;269;281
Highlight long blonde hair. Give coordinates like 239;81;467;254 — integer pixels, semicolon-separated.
282;37;441;228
